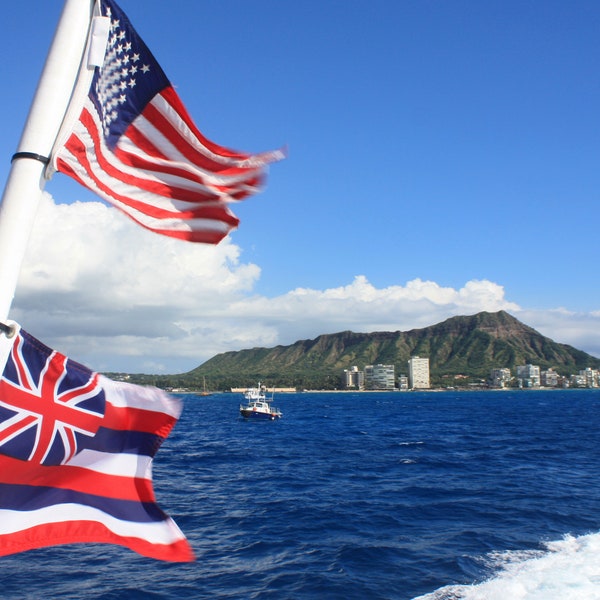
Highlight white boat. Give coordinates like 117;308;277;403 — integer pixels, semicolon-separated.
239;383;282;420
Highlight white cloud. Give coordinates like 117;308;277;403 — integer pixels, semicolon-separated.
12;194;261;372
7;195;600;373
516;308;600;360
228;275;521;344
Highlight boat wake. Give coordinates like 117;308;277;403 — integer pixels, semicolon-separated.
414;531;600;600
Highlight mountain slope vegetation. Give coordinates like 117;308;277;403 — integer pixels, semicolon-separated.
118;311;600;390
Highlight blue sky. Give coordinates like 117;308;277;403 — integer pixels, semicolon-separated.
0;1;598;373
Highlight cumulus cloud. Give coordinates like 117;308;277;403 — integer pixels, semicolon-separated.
12;194;260;372
8;195;600;373
228;276;521;345
517;308;600;360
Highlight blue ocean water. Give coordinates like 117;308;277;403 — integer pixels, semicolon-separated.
1;389;600;599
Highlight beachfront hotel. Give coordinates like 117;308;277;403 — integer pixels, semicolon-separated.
364;364;396;390
408;356;431;389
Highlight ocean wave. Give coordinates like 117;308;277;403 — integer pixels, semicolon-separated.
414;531;600;600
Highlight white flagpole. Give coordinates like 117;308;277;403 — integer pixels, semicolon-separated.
0;0;94;323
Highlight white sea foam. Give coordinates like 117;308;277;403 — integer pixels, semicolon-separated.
414;532;600;600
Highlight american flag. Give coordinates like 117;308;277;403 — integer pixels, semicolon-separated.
0;324;193;562
50;0;283;243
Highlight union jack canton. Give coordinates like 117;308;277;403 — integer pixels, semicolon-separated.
0;328;105;466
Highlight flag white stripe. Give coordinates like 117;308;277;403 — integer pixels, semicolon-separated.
85;96;262;192
59;130;242;234
150;93;241;166
59;160;232;232
55;101;258;237
116;134;228;192
58;152;234;232
69;112;222;205
118;124;261;190
0;505;186;545
134;94;267;183
101;376;181;417
66;448;153;478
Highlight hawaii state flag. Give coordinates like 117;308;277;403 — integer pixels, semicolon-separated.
0;322;194;562
49;0;284;243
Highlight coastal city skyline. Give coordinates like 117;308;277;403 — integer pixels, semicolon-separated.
344;359;600;391
1;1;598;374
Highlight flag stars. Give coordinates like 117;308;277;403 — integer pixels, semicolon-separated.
93;12;155;137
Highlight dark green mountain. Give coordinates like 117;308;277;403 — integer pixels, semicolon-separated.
161;310;599;390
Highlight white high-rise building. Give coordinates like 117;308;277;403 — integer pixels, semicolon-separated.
490;368;512;388
579;367;599;388
516;364;540;387
408;356;430;389
541;369;559;387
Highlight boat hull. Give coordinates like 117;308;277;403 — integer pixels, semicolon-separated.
240;408;281;420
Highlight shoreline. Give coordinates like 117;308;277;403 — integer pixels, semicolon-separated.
174;386;600;395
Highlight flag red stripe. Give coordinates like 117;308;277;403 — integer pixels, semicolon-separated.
145;226;232;243
159;86;250;161
56;157;235;243
11;342;33;390
55;96;276;241
58;372;101;404
68;111;220;206
56;144;240;225
141;99;252;174
102;403;178;437
82;103;261;203
0;455;156;502
118;122;261;197
0;414;37;444
61;161;238;229
64;427;77;462
0;522;194;562
60;115;242;226
55;160;238;242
